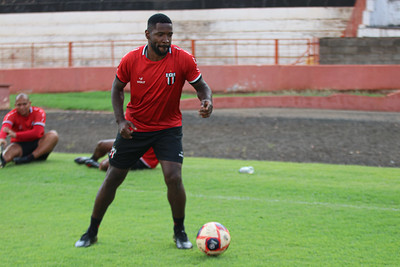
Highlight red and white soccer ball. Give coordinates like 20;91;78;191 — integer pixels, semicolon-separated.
196;222;231;256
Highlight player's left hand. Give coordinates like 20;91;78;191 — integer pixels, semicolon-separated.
199;100;213;118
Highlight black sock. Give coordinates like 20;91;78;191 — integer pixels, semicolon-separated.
173;217;185;233
88;216;102;237
13;153;34;164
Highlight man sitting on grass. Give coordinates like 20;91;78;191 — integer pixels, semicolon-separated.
0;93;59;168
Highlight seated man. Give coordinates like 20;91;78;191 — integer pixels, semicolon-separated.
74;139;158;171
0;93;59;168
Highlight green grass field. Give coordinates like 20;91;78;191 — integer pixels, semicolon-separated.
3;93;400;265
0;154;399;266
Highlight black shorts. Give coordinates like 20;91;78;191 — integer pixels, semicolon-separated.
17;140;39;156
109;126;183;169
16;140;50;160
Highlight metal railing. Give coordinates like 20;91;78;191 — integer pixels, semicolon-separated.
0;38;319;68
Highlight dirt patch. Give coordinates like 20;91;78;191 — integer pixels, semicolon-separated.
1;108;399;168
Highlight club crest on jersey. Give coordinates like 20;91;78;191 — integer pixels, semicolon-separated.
166;72;176;85
109;146;117;159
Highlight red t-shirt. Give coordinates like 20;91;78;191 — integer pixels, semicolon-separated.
0;107;46;142
140;147;159;169
116;44;201;132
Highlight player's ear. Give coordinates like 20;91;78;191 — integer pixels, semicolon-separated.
145;30;150;40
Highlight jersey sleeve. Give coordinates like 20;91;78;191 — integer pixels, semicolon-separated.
0;111;14;139
15;125;44;142
182;50;202;84
33;107;46;127
116;51;133;84
0;123;11;139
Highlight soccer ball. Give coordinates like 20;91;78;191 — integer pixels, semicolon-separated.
196;222;231;256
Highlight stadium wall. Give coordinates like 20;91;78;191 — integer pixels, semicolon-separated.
1;65;399;93
1;65;399;112
319;37;400;64
0;8;352;44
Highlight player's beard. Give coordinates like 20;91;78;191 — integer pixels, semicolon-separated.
151;42;170;57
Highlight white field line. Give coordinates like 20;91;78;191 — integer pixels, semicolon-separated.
120;188;400;213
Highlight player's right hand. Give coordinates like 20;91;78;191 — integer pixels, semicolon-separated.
3;127;16;138
118;120;136;139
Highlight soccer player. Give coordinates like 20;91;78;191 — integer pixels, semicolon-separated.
75;13;213;249
74;139;159;171
0;93;59;168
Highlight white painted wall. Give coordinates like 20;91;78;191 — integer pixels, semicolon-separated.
358;0;400;37
368;0;400;26
389;0;400;25
0;7;352;44
369;0;391;26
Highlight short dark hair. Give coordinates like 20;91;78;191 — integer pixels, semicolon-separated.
147;13;172;31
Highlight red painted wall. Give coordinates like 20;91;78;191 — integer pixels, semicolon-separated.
0;67;116;94
185;65;400;92
1;65;400;94
0;84;10;109
180;91;400;112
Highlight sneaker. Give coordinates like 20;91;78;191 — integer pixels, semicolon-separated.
85;159;100;169
74;157;91;165
173;230;193;249
75;232;97;248
13;154;34;165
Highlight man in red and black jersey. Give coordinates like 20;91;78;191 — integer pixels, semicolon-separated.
0;93;59;168
75;13;213;249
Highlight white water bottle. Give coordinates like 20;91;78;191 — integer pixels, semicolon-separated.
239;166;254;174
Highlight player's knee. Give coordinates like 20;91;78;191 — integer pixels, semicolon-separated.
104;166;129;186
96;139;114;151
47;130;59;142
4;144;23;162
164;172;182;187
97;140;105;149
97;140;110;151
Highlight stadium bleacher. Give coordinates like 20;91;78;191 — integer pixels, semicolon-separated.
0;0;356;13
